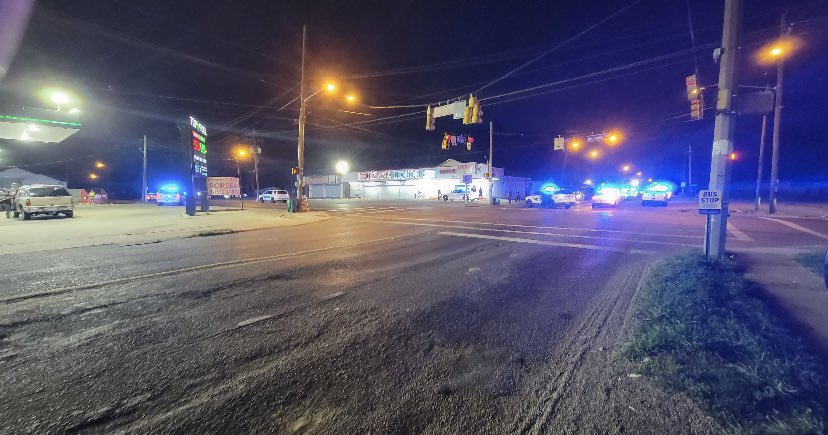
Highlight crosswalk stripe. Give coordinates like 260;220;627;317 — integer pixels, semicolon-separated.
437;231;655;255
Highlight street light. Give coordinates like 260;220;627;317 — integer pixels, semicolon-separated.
50;91;69;111
326;82;336;92
621;164;631;172
588;149;600;159
605;131;622;145
345;94;357;103
569;140;581;151
94;161;105;169
335;160;350;175
88;173;98;180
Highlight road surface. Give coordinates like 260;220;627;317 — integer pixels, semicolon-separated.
1;199;825;433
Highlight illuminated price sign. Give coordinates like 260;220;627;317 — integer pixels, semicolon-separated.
188;116;208;177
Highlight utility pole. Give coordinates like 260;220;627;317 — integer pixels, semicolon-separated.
768;12;787;214
251;129;260;196
296;25;308;212
489;121;494;204
142;135;147;203
687;145;692;195
754;109;768;211
705;0;741;259
560;146;568;182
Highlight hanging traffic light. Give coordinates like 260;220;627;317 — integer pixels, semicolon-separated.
463;95;475;124
291;167;298;175
690;97;703;120
471;98;482;124
685;74;699;101
441;133;450;150
425;105;436;131
466;136;474;151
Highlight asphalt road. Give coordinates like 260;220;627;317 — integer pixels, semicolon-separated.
1;199;825;433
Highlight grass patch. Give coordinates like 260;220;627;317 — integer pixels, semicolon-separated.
796;251;825;278
190;228;236;237
625;252;827;434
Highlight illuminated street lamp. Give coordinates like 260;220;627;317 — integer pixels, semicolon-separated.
326;82;336;92
730;152;738;161
569;140;581;151
50;91;69;111
335;160;350;175
94;161;105;169
588;149;600;159
605;131;622;145
621;164;631;173
88;173;98;180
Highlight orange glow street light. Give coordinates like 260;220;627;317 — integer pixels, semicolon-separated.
94;161;105;169
588;149;600;159
88;173;98;180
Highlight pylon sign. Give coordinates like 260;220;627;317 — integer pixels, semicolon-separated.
553;136;565;151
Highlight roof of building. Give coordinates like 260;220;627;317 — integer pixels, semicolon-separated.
0;167;66;188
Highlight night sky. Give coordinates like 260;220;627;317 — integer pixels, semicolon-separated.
1;0;826;198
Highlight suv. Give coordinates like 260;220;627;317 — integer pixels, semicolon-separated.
258;189;290;203
13;185;74;220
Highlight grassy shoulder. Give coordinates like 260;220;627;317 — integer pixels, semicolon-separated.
625;253;827;434
796;251;825;278
190;228;236;237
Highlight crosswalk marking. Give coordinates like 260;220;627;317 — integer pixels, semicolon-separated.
437;231;655;255
760;217;828;241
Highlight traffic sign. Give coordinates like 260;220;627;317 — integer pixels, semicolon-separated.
553;136;565;151
698;190;722;214
463;174;473;184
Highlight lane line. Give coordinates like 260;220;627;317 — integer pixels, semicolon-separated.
346;218;697;247
0;233;422;305
760;217;828;241
361;216;702;239
437;231;655;255
727;221;753;242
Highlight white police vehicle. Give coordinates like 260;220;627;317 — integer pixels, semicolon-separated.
641;183;672;207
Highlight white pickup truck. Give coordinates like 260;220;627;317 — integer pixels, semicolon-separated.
13;184;74;220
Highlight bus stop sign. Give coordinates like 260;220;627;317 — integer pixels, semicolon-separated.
698;190;722;214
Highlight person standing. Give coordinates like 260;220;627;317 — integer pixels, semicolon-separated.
1;189;12;219
507;189;512;204
517;189;521;201
88;190;96;205
437;189;442;201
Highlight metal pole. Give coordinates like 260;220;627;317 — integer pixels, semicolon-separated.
489;121;494;204
754;112;768;211
296;25;308;212
687;144;692;194
768;12;786;214
142;134;147;203
560;147;568;182
705;0;741;259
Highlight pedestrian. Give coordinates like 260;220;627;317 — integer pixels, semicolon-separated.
507;189;512;204
517;189;521;201
479;187;483;199
1;189;13;219
88;190;96;205
437;189;441;201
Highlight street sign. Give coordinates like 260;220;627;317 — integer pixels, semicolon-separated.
587;133;605;143
463;174;473;184
553;136;565;151
698;190;722;214
433;101;467;119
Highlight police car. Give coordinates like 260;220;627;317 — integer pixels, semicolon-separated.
641;183;672;207
591;186;623;209
525;185;576;209
156;184;185;206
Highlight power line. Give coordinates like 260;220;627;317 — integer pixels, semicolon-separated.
474;0;642;94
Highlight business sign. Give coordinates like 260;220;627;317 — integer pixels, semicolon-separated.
458;162;476;174
188;116;208;177
207;177;240;197
698;190;722;214
357;169;421;181
553;136;565;151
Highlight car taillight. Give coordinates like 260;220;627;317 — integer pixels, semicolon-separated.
25;199;31;206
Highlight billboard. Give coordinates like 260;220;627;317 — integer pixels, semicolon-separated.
207;177;240;197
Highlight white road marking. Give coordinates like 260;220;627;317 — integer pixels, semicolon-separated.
760;217;828;241
727;221;753;241
1;233;420;304
438;231;655;255
346;218;692;247
351;216;701;240
237;315;274;327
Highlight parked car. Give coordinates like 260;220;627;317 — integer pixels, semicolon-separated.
591;186;623;209
258;189;290;203
641;183;672;207
13;184;74;220
156;184;184;206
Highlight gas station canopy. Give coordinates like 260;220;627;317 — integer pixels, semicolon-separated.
0;105;81;143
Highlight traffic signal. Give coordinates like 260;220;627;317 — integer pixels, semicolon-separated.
471;98;482;124
466;136;474;151
690;96;704;120
425;105;435;131
685;74;699;101
441;133;450;150
463;95;475;124
291;167;298;175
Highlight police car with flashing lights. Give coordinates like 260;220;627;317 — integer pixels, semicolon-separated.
641;183;672;207
591;186;623;209
525;185;577;209
156;184;185;206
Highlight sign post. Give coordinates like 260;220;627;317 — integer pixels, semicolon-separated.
463;174;472;205
699;190;723;259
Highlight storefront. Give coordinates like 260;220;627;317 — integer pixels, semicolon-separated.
308;159;531;200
